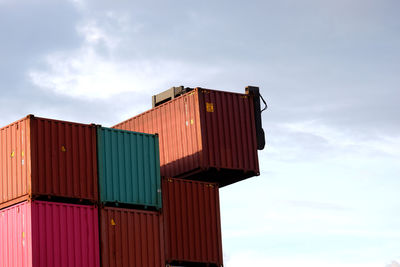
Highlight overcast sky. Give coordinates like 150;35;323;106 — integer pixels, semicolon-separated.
1;0;399;266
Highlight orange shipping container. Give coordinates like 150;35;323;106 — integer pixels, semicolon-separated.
114;87;260;187
100;207;164;267
0;115;98;208
162;178;223;266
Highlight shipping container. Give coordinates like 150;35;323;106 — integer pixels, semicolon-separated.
0;201;100;267
113;87;260;187
0;115;98;208
162;178;223;266
97;127;161;209
100;207;164;267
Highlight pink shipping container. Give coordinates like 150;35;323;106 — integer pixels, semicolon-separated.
0;115;98;209
100;207;164;267
0;201;100;267
162;178;223;266
113;87;262;187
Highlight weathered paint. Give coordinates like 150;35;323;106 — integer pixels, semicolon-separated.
0;201;100;267
97;127;161;208
100;207;164;267
0;115;98;208
162;178;223;266
113;87;259;187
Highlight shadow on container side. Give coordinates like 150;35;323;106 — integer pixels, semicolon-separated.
113;86;267;187
162;178;223;267
162;151;258;187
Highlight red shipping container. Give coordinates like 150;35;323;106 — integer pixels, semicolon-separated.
162;178;223;266
113;87;260;187
0;200;100;267
0;115;98;208
100;207;164;267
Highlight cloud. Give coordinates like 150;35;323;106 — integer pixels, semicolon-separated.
28;16;222;100
269;120;400;162
225;251;383;267
29;48;191;99
19;0;400;139
77;20;119;48
387;261;400;267
2;2;400;265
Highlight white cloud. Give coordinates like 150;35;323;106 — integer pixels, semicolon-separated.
29;48;194;99
28;19;221;100
77;20;119;48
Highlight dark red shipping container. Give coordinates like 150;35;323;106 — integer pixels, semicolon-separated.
162;178;223;266
100;207;164;267
113;87;260;187
0;115;98;208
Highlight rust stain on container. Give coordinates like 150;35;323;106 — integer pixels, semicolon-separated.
100;207;164;267
0;115;98;207
113;88;259;187
162;178;223;266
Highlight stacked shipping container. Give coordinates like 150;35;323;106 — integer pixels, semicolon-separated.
96;126;164;267
0;201;100;267
1;86;264;267
96;127;162;209
0;115;101;266
113;87;260;187
162;178;223;266
112;86;264;266
0;117;166;267
100;207;164;267
0;115;98;209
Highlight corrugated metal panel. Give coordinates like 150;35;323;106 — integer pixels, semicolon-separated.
100;207;164;267
114;89;201;180
0;201;32;267
113;87;259;187
97;127;161;208
31;201;100;267
0;116;31;206
0;201;99;267
198;89;259;182
0;115;98;207
30;116;98;201
162;178;223;266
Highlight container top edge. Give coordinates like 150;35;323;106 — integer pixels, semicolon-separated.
99;126;159;137
32;116;97;128
0;115;32;131
113;87;249;128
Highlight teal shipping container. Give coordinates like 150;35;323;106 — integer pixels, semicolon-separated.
97;127;162;209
